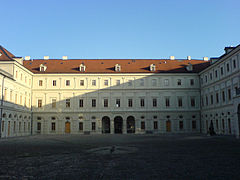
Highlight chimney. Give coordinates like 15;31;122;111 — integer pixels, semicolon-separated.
224;46;235;54
187;56;191;60
203;57;209;61
170;56;175;60
62;56;68;60
25;56;31;60
44;56;49;60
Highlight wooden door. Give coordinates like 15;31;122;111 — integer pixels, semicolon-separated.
65;122;71;133
166;120;171;132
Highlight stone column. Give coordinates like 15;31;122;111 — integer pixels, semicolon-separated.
123;119;127;134
110;119;114;134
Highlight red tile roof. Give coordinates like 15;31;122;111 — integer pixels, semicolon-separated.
23;59;210;74
0;46;15;61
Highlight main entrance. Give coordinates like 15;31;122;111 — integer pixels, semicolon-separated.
65;122;71;133
102;116;110;133
127;116;135;133
114;116;123;134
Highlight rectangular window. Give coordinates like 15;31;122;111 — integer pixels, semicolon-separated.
128;99;133;107
215;70;218;78
154;121;158;130
92;80;96;86
20;95;22;105
66;99;70;108
153;98;157;107
177;79;182;86
210;73;212;80
190;79;194;86
92;122;96;131
15;94;18;104
10;91;12;102
206;96;208;106
216;93;219;103
152;79;157;86
79;122;83;131
164;79;169;86
52;99;56;108
66;80;70;86
222;91;225;102
37;122;41;131
141;121;145;130
140;99;145;107
233;60;236;68
116;80;120;86
228;89;231;100
227;64;229;72
221;67;223;75
38;99;42;108
178;97;183;107
210;95;213;104
104;99;108;107
179;121;183;130
53;80;57;86
92;99;96;107
4;89;7;101
140;79;144;86
51;122;56;131
79;99;84;107
205;75;207;83
80;80;84;86
116;99;120;107
165;98;170;107
192;121;196;130
104;80;108;86
39;80;43;86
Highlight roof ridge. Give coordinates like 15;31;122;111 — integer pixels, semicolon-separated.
0;45;15;60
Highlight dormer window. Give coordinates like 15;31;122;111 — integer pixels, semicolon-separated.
39;64;47;72
150;64;156;71
115;64;121;72
79;63;86;72
186;63;193;71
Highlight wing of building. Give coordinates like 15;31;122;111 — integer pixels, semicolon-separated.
0;45;239;138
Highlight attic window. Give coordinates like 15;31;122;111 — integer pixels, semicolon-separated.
79;63;86;72
150;64;156;71
39;64;47;72
115;64;121;72
186;63;193;71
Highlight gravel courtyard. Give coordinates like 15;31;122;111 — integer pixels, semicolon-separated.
0;134;239;180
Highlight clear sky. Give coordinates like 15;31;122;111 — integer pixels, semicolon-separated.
0;0;239;59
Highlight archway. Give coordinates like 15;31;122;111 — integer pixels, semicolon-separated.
102;116;110;134
166;120;171;132
65;122;71;133
127;116;135;133
114;116;123;134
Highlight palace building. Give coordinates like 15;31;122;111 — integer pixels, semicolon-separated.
0;45;240;138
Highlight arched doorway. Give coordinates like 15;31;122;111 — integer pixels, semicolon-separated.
65;122;71;133
114;116;123;134
102;116;110;134
127;116;135;133
166;120;171;132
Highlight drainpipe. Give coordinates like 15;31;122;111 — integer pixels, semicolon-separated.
0;76;5;138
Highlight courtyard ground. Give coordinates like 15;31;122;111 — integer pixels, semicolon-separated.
0;134;239;180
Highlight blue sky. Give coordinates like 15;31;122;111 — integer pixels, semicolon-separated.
0;0;239;59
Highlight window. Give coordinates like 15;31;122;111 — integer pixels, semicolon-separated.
140;79;144;86
154;121;158;130
205;75;207;83
228;89;231;100
66;80;70;86
20;95;22;105
222;91;225;102
51;122;56;131
210;73;212;80
92;122;96;131
177;79;182;86
178;97;182;107
53;80;57;86
38;99;42;108
215;70;218;78
150;64;156;71
221;67;224;75
21;74;23;80
190;79;194;86
116;99;120;107
66;99;70;108
52;99;56;108
4;89;7;101
141;121;145;130
104;99;108;107
37;122;41;131
92;80;96;86
206;96;208;106
222;119;225;130
128;80;132;86
165;97;170;107
210;95;213;104
216;120;219;130
152;98;157;107
115;64;121;72
79;99;84;107
227;63;230;72
39;80;43;86
192;121;196;130
92;99;96;107
152;79;157;86
80;80;84;86
79;64;86;72
79;122;83;131
179;121;183;130
128;99;133;107
15;71;18;78
116;80;120;86
216;93;219;103
104;80;108;86
233;59;236;68
164;79;169;86
140;99;145;107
